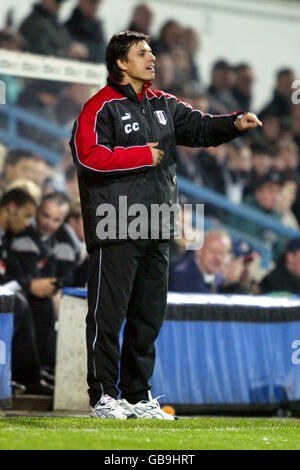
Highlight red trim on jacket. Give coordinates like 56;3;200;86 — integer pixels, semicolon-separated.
74;86;153;172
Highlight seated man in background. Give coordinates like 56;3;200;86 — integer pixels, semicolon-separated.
55;199;88;287
0;188;52;394
260;238;300;294
168;229;231;293
7;192;70;376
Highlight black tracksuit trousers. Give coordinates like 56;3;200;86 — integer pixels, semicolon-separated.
86;239;169;406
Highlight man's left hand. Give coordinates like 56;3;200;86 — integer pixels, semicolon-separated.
234;112;262;131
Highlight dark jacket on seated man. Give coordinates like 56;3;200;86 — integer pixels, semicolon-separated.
169;252;225;293
260;238;300;294
260;264;300;294
55;222;88;287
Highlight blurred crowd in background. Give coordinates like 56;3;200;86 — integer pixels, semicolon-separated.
0;0;300;394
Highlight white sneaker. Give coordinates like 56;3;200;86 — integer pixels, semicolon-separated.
90;394;137;419
119;392;179;420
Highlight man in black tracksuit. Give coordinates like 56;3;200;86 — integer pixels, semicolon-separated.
70;31;262;419
0;188;53;395
7;192;70;372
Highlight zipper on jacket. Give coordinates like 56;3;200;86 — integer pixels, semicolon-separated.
143;98;163;203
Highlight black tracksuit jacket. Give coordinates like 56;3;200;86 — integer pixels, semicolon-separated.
70;76;244;252
6;225;58;295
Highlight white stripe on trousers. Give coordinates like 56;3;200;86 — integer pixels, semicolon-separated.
92;247;102;379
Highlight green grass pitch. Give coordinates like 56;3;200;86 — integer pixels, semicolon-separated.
1;416;300;450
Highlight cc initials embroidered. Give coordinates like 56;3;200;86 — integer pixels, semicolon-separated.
125;122;140;134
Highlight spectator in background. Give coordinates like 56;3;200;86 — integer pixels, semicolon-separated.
221;239;260;294
244;141;273;197
7;192;70;373
0;30;25;105
0;189;53;395
56;83;90;128
65;0;107;63
232;63;254;111
150;52;176;93
276;172;299;230
207;59;238;114
260;238;300;294
19;0;72;58
5;179;42;206
273;140;299;174
197;144;228;194
182;91;210;114
152;20;184;55
127;3;153;35
258;110;281;153
170;44;195;92
228;171;286;261
222;142;253;204
259;68;295;120
176;145;203;186
17;80;65;153
55;199;88;287
183;27;202;84
169;230;231;293
2;149;49;191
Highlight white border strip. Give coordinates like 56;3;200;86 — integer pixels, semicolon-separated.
167;292;300;308
0;49;107;86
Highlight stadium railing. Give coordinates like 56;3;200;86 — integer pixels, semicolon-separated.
178;175;300;239
0;104;69;165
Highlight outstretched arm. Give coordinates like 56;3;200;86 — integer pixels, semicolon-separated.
169;94;262;147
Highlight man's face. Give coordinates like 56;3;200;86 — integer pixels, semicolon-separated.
196;235;231;274
7;202;36;234
31;159;48;186
42;0;62;15
133;5;153;32
6;158;36;183
36;200;68;236
277;72;295;98
118;41;156;84
79;0;101;18
256;183;282;211
6;157;48;186
253;153;272;177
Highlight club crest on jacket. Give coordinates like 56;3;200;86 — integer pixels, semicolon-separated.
154;110;168;125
